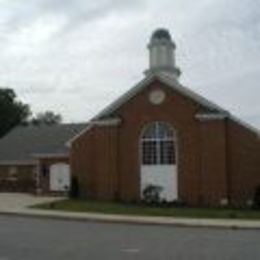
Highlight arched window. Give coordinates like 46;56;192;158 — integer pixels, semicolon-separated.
141;122;176;165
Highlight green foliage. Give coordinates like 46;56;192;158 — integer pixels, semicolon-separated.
0;88;30;137
31;110;62;125
33;199;260;220
142;185;163;204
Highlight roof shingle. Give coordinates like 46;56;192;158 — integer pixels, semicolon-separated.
0;123;87;163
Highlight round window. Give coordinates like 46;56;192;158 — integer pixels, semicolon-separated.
149;89;166;105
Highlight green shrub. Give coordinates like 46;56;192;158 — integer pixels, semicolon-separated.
142;185;163;204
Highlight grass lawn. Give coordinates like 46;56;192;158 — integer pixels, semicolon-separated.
32;199;260;220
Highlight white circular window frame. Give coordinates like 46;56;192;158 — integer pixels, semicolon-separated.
149;89;166;105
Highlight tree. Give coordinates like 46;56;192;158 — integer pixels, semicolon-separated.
31;110;62;125
0;88;30;137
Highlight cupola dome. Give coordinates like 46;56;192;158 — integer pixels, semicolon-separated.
145;28;181;80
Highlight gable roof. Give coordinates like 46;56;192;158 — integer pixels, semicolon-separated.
91;73;259;137
66;73;230;145
0;123;87;164
92;73;228;120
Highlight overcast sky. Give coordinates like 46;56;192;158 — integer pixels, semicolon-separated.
0;0;259;128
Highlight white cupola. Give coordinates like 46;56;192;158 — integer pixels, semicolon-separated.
145;28;181;80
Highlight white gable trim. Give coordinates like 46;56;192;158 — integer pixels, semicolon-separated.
31;153;69;159
160;75;227;112
230;115;260;137
66;124;92;147
0;160;37;166
195;113;229;121
92;73;226;121
66;73;259;146
92;73;259;136
195;113;260;137
91;117;121;126
66;117;121;147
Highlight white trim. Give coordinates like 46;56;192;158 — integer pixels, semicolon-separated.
92;77;155;120
66;124;93;147
92;73;227;121
49;163;70;192
31;153;69;159
159;74;227;112
0;160;37;166
195;113;260;136
139;121;179;201
67;73;259;146
141;122;176;165
91;118;121;126
195;113;228;121
92;73;259;136
230;115;260;137
66;118;121;147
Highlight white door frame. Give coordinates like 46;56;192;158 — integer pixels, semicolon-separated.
49;163;70;192
139;121;178;202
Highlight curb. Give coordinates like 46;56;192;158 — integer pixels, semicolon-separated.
1;209;260;230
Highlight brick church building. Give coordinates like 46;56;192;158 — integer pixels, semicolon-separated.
0;28;259;207
69;29;260;207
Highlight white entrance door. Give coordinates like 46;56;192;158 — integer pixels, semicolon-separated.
140;122;178;202
141;165;177;201
50;163;70;192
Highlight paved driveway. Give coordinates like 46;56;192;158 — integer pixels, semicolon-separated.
0;193;62;212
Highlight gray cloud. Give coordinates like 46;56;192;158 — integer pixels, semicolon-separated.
0;0;259;127
1;0;144;38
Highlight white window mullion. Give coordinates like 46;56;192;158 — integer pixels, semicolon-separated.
141;121;175;165
156;122;160;165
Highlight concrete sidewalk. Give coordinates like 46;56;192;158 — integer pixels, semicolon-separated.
0;193;260;229
0;193;64;210
1;208;260;230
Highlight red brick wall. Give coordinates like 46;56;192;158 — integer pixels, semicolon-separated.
94;127;118;199
71;127;118;199
71;79;260;207
115;80;202;204
0;157;70;194
0;165;35;192
227;120;260;206
71;129;96;197
71;80;204;205
199;120;228;206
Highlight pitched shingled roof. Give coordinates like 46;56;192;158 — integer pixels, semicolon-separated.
90;73;259;136
92;73;227;121
0;123;87;164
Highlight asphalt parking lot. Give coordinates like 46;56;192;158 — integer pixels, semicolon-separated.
0;215;260;260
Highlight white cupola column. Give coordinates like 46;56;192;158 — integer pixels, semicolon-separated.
145;28;181;80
